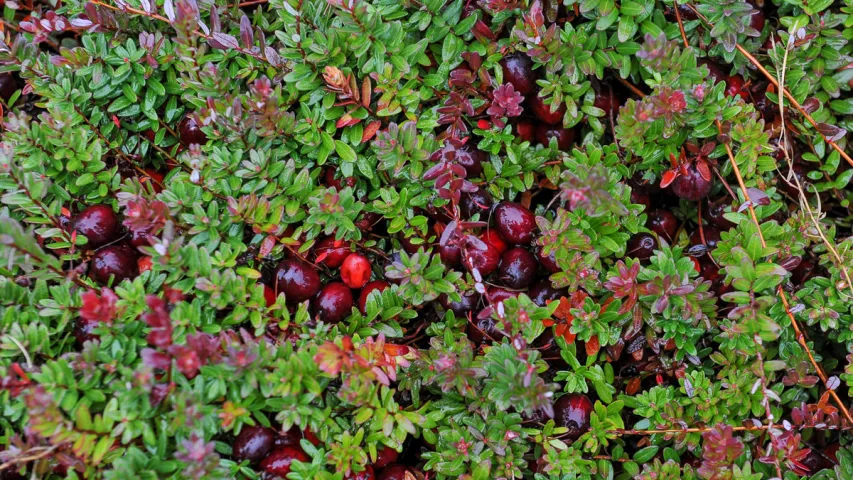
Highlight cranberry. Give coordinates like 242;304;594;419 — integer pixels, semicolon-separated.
129;228;155;248
325;166;356;191
259;447;309;478
536;246;560;273
700;59;727;85
626;233;657;260
455;142;487;178
689;226;722;251
630;189;651;211
355;212;383;232
705;200;734;229
461;239;501;276
273;259;321;303
528;280;567;307
531;94;566;125
398;234;425;254
358;280;390;314
275;427;321;448
233;426;276;464
498;247;538;289
480;230;508;254
373;445;400;469
341;253;371;289
0;72;18;102
468;315;504;345
178;115;207;147
73;205;120;249
500;53;537;96
439;291;481;316
438;243;462;267
90;246;139;284
488;286;519;305
74;318;100;345
671;164;713;201
142;169;165;193
346;465;376;480
494;202;536;245
460;188;493;220
377;464;413;480
313;282;354;323
314;237;351;268
750;10;765;32
515;119;536;143
594;89;620;116
535;125;574;150
725;74;748;100
646;209;678;242
553;393;593;439
263;285;277;307
699;258;721;281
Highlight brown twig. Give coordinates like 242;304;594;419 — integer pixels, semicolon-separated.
616;76;645;98
0;444;62;472
673;1;689;48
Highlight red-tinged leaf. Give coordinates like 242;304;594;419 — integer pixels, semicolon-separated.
383;344;410;356
112;114;121;128
585;335;600;356
61;207;71;217
626;377;641;395
361;77;372;109
817;122;847;142
660;169;678;188
696;160;712;182
211;32;239;50
336;114;354;129
138;256;152;273
240;15;253;48
361;120;381;143
668;152;679;168
259;235;276;258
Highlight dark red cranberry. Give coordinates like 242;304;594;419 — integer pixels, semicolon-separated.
689;226;722;251
233;426;276;464
358;280;390;314
494;202;536;245
626;233;657;260
646;209;678;242
498;247;538;289
274;259;321;303
314;237;351;268
259;447;309;478
750;10;765;32
480;230;509;254
791;257;817;286
274;427;321;448
398;233;427;255
178;115;207;147
461;239;501;276
488;286;519;305
341;253;371;289
373;445;400;469
0;72;18;102
377;464;413;480
73;205;119;249
515;119;536;143
630;188;651;211
346;465;376;480
699;258;721;281
438;243;462;267
529;280;567;307
324;166;356;191
439;291;481;316
129;228;154;248
725;75;748;100
705;200;735;229
263;285;277;307
90;246;139;284
700;59;727;85
671;164;713;201
313;282;354;323
460;188;493;220
74;318;100;344
535;125;574;150
500;53;537;96
468;315;504;345
456;142;487;178
355;212;383;232
594;89;620;116
531;94;566;125
553;393;593;439
536;246;560;273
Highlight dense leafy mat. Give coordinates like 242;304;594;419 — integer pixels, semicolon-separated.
1;0;853;478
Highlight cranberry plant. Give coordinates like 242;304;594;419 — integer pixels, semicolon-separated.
1;0;853;478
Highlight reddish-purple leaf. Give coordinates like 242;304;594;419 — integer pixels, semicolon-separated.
211;32;239;50
240;15;253;48
817;122;847;143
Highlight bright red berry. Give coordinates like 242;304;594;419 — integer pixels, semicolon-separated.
259;447;309;478
358;280;390;314
313;282;354;323
553;393;593;439
341;253;371;289
73;204;120;249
